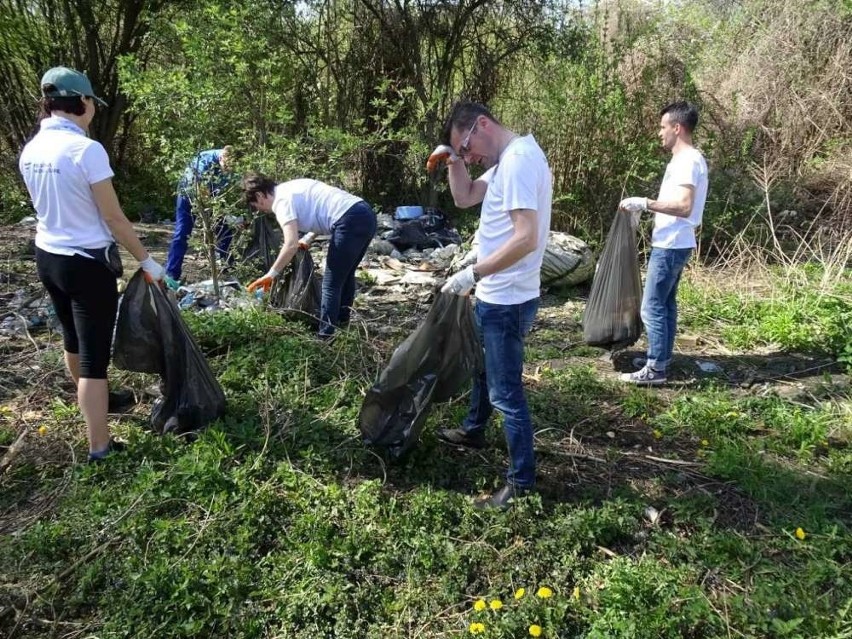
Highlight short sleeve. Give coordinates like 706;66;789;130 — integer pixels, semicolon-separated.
499;151;540;212
273;190;298;228
79;141;114;185
669;153;701;188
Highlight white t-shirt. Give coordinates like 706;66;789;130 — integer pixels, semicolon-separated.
474;135;552;305
272;179;363;235
651;147;708;249
19;116;115;257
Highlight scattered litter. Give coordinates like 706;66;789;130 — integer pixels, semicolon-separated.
696;360;724;373
643;506;661;525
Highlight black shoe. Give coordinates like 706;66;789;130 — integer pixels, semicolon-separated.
108;388;136;412
474;484;533;511
87;438;127;463
437;427;487;450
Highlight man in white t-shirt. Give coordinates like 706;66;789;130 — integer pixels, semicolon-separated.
242;174;376;338
427;101;552;510
618;101;709;384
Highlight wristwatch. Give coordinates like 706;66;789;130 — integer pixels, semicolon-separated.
472;267;482;283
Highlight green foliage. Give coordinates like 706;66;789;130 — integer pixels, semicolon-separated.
679;275;852;357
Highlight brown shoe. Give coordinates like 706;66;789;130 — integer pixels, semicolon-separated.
436;427;487;449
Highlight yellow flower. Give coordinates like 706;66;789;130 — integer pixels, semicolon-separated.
529;625;542;637
795;527;806;540
652;429;662;439
469;622;486;634
489;599;503;611
37;425;48;436
473;599;486;611
514;587;526;600
701;439;710;447
536;586;553;599
572;586;581;600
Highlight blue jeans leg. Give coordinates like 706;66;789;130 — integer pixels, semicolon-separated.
640;247;692;371
320;202;376;336
165;194;194;280
463;298;539;488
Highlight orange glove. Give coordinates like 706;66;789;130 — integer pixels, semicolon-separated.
247;269;278;294
426;144;459;173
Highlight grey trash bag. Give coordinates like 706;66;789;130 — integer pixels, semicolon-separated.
269;247;322;327
582;211;643;349
359;292;483;459
113;269;226;435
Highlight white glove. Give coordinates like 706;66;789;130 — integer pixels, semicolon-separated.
441;265;477;296
426;145;459;173
619;197;648;213
223;215;244;226
139;256;165;282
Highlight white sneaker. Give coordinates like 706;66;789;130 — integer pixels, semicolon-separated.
620;365;667;385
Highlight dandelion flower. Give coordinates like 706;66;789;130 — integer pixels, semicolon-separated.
572;586;581;600
536;586;553;599
469;622;486;634
652;429;662;439
795;527;806;540
529;625;542;637
473;599;486;611
37;425;47;436
489;599;503;611
514;587;526;600
701;439;710;447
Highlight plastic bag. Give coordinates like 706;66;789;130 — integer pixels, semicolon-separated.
114;269;226;435
582;211;643;349
269;247;322;327
242;214;282;272
385;210;462;251
359;292;483;459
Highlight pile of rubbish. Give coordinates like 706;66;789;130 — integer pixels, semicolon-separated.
0;290;59;336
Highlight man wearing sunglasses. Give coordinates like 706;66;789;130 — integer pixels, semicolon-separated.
426;101;552;510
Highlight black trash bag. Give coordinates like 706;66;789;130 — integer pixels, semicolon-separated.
242;213;282;272
359;292;483;459
269;247;322;327
114;269;227;435
385;212;462;251
582;211;643;349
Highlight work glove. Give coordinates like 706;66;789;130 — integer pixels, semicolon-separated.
139;256;165;283
426;144;459;173
223;214;245;226
441;264;476;296
165;275;181;291
619;197;648;213
298;232;317;250
247;268;280;294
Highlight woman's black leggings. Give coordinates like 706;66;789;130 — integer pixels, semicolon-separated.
36;248;118;379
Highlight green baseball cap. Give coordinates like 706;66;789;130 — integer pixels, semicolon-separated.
40;66;108;107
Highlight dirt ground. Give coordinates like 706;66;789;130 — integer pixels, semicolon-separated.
1;221;846;534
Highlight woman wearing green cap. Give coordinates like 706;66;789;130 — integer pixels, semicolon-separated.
18;66;165;463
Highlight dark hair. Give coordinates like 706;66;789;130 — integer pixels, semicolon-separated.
39;93;87;117
242;172;277;204
660;101;698;133
440;101;500;145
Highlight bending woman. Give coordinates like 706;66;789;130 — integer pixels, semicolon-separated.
18;66;165;462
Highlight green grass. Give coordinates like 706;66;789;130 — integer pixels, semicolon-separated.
1;270;852;638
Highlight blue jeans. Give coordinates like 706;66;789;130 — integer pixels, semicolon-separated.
641;247;692;371
463;297;539;488
165;193;234;280
319;201;376;337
